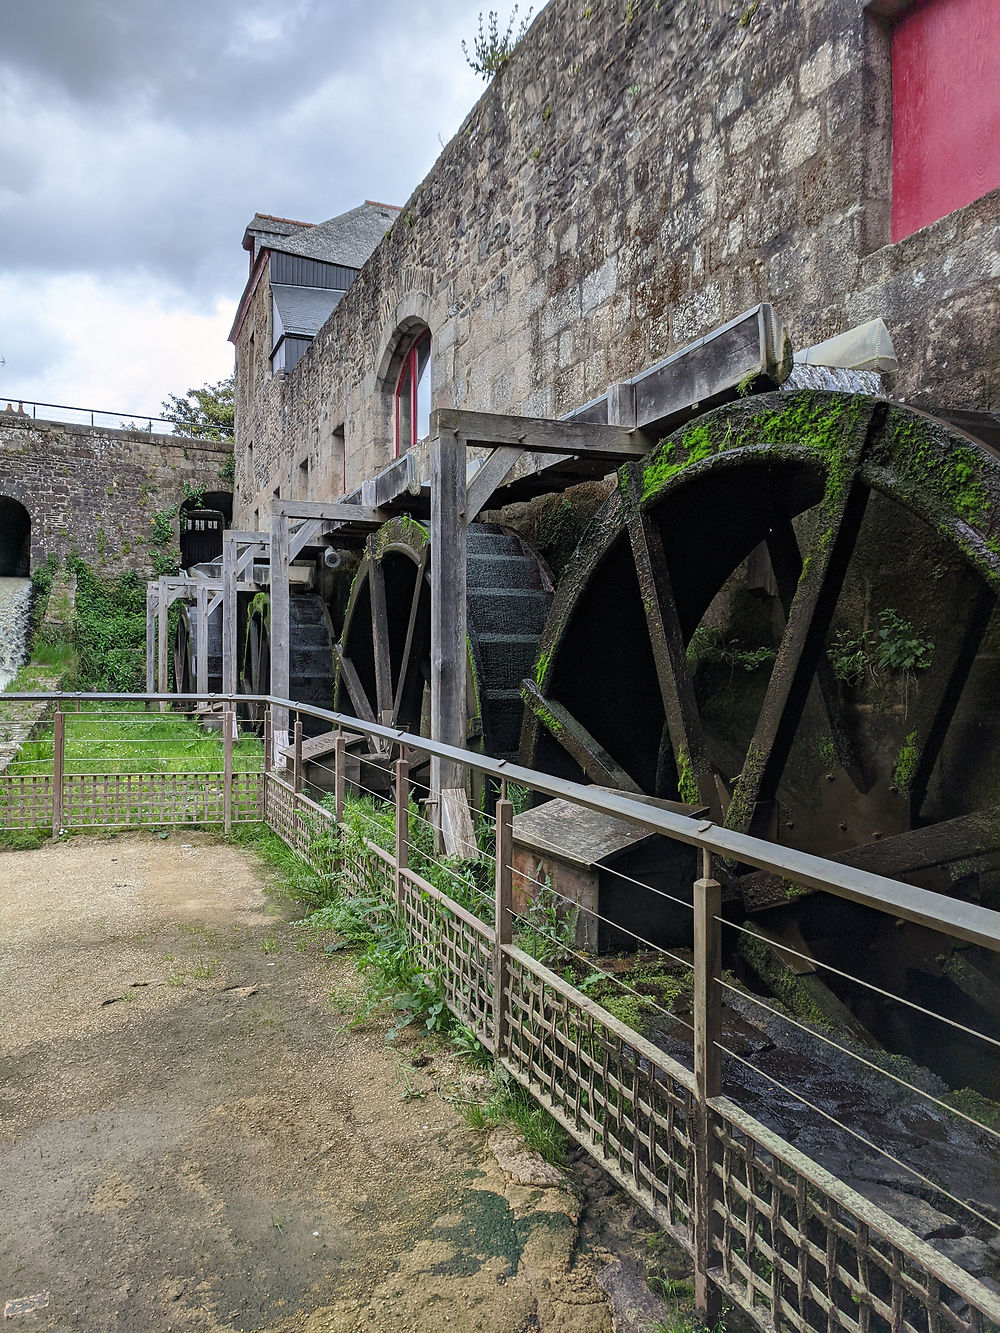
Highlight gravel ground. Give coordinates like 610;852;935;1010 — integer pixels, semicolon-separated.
0;829;683;1333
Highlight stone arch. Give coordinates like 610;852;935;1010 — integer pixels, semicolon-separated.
0;496;31;576
370;293;435;456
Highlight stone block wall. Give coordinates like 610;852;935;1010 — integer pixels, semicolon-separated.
234;0;1000;527
0;415;233;573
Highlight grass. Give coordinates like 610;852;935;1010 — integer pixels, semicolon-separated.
3;702;263;778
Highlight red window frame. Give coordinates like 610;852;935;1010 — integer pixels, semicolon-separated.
394;329;431;456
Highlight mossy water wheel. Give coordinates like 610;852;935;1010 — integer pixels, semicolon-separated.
523;391;1000;915
335;517;552;765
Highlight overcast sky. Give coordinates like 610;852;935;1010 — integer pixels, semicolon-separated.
0;0;494;423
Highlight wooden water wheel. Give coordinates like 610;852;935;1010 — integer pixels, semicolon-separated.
172;601;223;696
239;591;338;736
524;391;1000;902
335;517;553;776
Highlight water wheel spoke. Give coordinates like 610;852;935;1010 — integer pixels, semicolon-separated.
901;584;996;820
621;465;719;814
391;549;430;728
335;645;377;725
728;473;871;835
766;520;870;792
521;678;642;792
367;548;393;723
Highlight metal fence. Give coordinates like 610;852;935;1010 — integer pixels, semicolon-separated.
2;691;999;1333
0;397;233;438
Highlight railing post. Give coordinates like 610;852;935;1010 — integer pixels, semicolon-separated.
394;748;409;912
51;709;65;838
223;709;234;835
493;795;513;1058
334;732;346;823
292;717;303;795
262;708;272;823
693;857;723;1321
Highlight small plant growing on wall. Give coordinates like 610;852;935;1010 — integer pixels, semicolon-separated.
463;6;533;79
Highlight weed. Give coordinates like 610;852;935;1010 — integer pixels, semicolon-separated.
463;6;533;79
260;936;282;955
458;1066;569;1166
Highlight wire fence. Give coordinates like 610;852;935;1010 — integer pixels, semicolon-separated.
1;691;999;1333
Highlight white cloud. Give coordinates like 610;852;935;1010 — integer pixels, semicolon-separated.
0;274;233;421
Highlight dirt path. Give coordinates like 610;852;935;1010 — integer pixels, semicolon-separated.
0;831;678;1333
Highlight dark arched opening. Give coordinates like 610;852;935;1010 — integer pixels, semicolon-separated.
0;497;30;576
179;490;232;569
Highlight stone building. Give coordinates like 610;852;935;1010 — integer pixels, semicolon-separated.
231;0;1000;528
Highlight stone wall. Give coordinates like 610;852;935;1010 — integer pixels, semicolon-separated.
0;415;233;573
234;0;1000;527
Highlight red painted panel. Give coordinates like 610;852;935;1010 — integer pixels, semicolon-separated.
891;0;1000;241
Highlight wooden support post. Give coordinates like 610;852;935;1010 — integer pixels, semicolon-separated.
222;534;237;700
223;708;235;835
429;430;468;825
270;510;290;761
394;751;409;912
693;865;723;1322
196;583;208;709
334;732;346;823
292;717;303;794
51;710;65;838
493;796;513;1057
157;579;169;707
145;585;156;695
262;708;272;822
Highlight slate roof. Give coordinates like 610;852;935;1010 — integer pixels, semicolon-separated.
271;283;346;339
243;201;401;270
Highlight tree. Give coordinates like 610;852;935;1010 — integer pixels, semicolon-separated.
161;375;234;440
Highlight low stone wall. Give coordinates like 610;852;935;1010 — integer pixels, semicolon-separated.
0;415;232;574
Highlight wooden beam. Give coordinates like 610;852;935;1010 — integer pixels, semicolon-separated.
145;584;156;694
274;499;386;524
521;678;642;792
157;579;169;695
269;511;290;751
221;535;237;698
367;542;394;723
195;583;208;704
430;431;468;798
334;645;377;725
288;517;323;561
391;549;430;728
433;408;650;458
466;446;525;521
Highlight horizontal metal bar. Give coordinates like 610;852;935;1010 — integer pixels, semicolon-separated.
0;396;232;437
6;690;1000;953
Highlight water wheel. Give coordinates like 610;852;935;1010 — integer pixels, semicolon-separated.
523;390;1000;1078
524;391;1000;900
172;601;222;696
239;591;338;736
335;517;552;790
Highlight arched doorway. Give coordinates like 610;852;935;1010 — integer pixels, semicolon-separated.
0;497;30;576
179;491;232;569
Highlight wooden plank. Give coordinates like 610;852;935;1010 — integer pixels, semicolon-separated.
145;584;156;694
221;535;237;699
521;678;643;792
273;499;386;524
391;548;430;728
157;579;169;696
269;512;290;749
433;408;650;458
288;517;322;562
621;465;720;816
466;446;525;521
195;584;208;704
367;543;394;723
334;645;377;725
430;432;468;797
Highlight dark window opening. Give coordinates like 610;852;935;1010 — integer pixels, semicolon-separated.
394;329;431;455
179;491;232;569
0;497;30;576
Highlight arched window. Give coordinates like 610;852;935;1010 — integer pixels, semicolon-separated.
394;329;431;455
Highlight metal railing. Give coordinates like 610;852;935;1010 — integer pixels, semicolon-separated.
0;398;233;439
2;690;999;1333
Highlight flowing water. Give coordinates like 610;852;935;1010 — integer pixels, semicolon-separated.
0;577;32;691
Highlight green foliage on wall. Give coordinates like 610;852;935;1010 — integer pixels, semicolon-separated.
68;558;150;691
